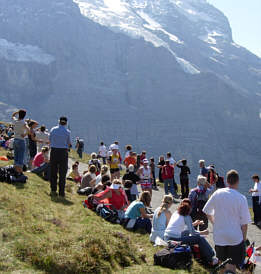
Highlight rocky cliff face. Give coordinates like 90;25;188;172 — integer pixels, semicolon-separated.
0;0;261;191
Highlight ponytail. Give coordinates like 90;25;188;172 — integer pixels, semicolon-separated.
158;195;173;217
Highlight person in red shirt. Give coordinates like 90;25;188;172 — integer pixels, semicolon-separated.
140;151;147;166
31;146;50;180
124;152;137;168
162;160;177;199
91;179;128;218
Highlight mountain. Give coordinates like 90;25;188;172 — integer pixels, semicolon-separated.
0;0;261;192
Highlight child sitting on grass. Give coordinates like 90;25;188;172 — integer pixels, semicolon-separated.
68;163;82;183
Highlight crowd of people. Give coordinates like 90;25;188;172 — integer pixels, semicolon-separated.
1;109;261;273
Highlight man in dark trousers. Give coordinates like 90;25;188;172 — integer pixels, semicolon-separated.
49;117;71;197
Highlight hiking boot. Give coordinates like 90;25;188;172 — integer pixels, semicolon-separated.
50;191;58;197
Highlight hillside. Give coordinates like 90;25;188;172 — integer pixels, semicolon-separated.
0;149;209;274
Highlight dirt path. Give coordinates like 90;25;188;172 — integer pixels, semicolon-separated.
69;159;261;271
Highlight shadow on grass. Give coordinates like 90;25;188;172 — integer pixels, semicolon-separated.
49;194;74;206
13;182;26;189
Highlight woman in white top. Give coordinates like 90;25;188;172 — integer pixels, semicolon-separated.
249;174;261;225
150;195;173;243
137;159;153;197
164;199;218;266
11;110;29;173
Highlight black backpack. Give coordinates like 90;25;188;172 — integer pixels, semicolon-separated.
96;204;119;224
78;140;84;149
154;244;192;270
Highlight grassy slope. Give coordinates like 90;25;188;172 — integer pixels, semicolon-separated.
0;149;208;274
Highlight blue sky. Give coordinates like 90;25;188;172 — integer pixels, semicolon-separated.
208;0;261;57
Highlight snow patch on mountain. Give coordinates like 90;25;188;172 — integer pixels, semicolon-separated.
0;39;55;65
73;0;200;74
199;30;224;45
210;46;222;54
170;0;215;22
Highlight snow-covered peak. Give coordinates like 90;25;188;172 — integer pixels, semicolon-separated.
73;0;233;74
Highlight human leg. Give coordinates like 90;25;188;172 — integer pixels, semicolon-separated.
252;197;259;224
58;150;68;196
13;139;25;173
134;217;152;233
50;149;59;193
31;163;49;175
180;235;215;263
164;179;169;195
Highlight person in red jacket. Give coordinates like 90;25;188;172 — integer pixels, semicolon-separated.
162;160;177;199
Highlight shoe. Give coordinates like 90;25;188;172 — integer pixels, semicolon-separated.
59;193;65;198
50;191;58;197
211;257;219;266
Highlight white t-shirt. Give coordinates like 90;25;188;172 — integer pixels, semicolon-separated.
166;157;175;166
203;188;251;246
165;211;186;238
99;145;107;157
12;118;26;140
36;131;50;152
252;182;261;197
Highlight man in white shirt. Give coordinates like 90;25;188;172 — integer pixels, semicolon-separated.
203;169;251;273
249;174;261;225
166;152;176;166
98;142;107;164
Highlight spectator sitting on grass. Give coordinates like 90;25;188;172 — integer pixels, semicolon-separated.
68;163;82;183
31;146;50;181
124;191;153;233
150;195;173;243
91;179;128;218
80;165;97;189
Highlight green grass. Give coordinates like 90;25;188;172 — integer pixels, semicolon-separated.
0;149;210;273
69;150;91;164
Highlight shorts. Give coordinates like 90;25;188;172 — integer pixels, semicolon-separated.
141;180;152;190
110;168;120;174
215;241;245;267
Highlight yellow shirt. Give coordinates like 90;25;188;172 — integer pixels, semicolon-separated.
110;154;120;169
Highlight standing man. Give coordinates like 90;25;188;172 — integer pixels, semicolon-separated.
162;160;178;199
49;117;71;197
75;137;84;159
203;170;251;273
199;160;208;177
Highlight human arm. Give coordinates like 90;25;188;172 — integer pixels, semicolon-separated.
139;207;153;219
12;111;19;119
249;188;258;193
165;210;172;227
93;189;112;201
202;193;216;224
241;224;248;242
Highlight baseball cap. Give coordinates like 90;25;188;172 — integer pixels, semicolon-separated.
128;164;134;172
143;159;149;164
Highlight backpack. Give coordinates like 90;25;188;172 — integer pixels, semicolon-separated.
190;189;207;215
78;140;84;149
154;244;192;270
96;204;119;224
0;165;27;184
89;159;101;171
